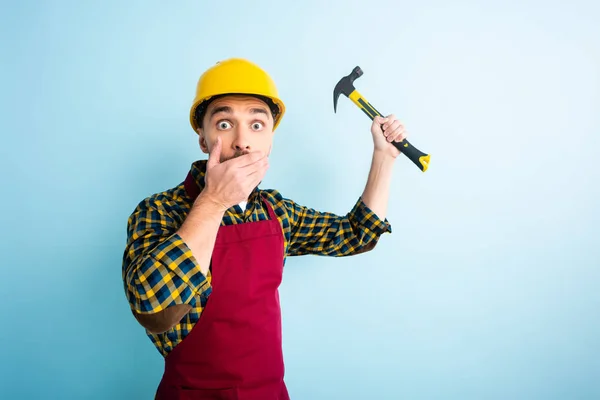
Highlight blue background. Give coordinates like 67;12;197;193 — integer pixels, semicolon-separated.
2;0;599;399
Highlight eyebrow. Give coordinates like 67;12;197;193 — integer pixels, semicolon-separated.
209;106;269;119
249;107;269;117
209;106;233;119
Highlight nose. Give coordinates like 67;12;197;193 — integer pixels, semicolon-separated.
231;126;252;153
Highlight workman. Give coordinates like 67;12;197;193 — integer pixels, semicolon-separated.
122;57;408;399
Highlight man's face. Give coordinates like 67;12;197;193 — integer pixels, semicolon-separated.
197;95;275;163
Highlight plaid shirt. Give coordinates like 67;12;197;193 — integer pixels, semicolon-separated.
122;159;392;357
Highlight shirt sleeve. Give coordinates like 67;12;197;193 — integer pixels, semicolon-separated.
121;200;212;314
284;196;392;257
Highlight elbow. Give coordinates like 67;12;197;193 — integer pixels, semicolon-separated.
350;240;378;256
132;304;192;334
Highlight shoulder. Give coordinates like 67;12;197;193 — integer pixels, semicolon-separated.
127;182;189;226
258;188;296;220
259;188;298;208
260;187;284;203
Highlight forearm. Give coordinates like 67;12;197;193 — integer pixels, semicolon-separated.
361;149;395;221
177;192;227;275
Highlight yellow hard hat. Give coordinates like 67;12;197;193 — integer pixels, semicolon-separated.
189;58;286;133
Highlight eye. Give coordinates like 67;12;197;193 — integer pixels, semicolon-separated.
251;122;264;131
217;121;232;130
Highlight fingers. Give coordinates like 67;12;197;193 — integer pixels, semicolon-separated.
373;116;386;134
243;158;269;190
230;150;267;168
241;154;269;177
387;123;407;143
381;115;407;143
207;136;222;169
380;114;395;132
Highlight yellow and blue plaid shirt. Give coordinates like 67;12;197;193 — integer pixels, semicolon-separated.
122;159;392;356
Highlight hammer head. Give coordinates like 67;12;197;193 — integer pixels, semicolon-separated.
333;66;363;113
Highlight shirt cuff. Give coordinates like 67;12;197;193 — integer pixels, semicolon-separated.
350;197;393;235
153;232;212;303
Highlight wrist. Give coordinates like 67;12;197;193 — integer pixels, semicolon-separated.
373;149;397;164
178;192;226;244
196;191;229;214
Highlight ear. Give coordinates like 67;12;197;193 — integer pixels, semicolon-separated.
197;128;209;154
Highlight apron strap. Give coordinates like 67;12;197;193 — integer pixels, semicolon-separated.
260;195;278;221
183;171;200;200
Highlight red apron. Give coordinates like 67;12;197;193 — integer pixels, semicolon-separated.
155;172;290;400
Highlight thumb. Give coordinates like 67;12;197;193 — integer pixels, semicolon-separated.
372;117;384;134
207;136;222;169
375;116;388;126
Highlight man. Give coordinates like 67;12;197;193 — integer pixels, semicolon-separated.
122;58;407;399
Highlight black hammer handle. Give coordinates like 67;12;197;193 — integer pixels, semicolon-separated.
352;94;430;172
391;138;430;172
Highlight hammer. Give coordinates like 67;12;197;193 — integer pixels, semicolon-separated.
333;66;431;172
